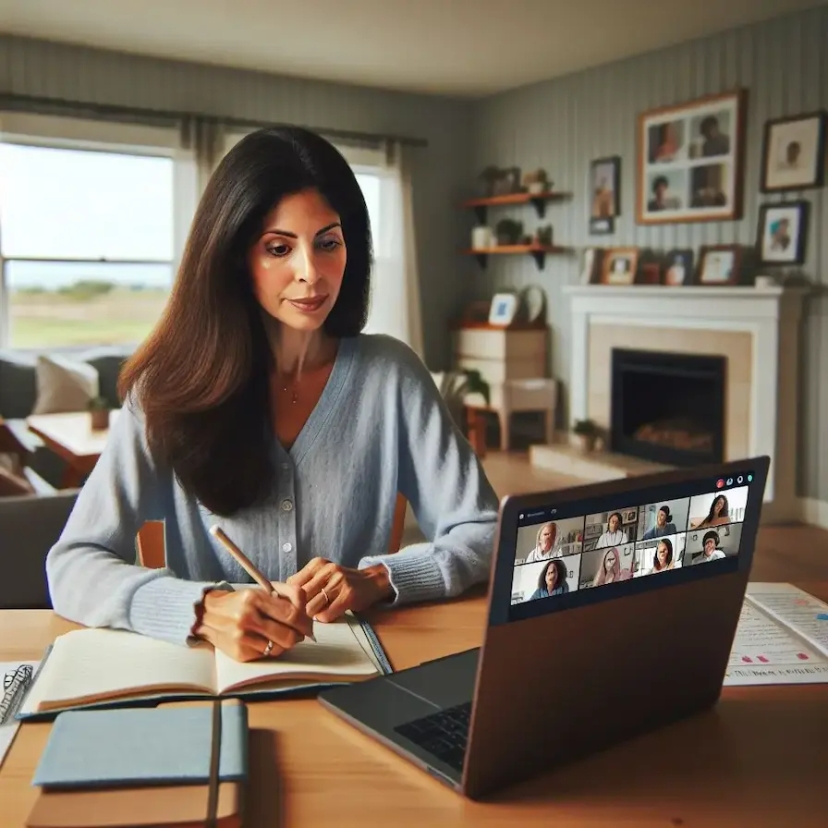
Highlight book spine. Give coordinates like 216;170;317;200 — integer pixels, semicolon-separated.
359;619;393;674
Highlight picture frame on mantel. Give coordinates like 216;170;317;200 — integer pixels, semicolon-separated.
637;89;748;225
697;244;743;286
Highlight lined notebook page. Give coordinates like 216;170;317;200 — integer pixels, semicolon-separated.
214;615;379;693
21;629;217;714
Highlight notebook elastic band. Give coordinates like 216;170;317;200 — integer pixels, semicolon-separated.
205;698;222;828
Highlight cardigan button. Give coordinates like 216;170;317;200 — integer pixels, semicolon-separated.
281;499;293;512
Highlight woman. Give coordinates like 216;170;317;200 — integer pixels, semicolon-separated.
642;505;677;540
525;521;559;562
691;494;730;529
647;538;675;574
529;559;568;600
45;127;499;663
596;512;628;548
592;547;626;586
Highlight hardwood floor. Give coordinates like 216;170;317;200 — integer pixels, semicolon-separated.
478;450;828;585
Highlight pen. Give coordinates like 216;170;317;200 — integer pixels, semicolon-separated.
208;525;316;643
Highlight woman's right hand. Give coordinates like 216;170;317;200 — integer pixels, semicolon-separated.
192;582;314;662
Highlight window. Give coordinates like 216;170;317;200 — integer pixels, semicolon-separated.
0;142;174;350
354;170;382;252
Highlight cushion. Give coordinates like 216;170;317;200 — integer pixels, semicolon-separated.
32;355;100;415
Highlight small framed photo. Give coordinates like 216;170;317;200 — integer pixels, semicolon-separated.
600;247;639;285
488;292;519;326
589;216;615;235
756;200;809;266
590;155;620;219
698;245;742;286
580;247;602;284
760;111;826;193
662;249;694;286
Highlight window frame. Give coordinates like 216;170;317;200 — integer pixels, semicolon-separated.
0;112;181;351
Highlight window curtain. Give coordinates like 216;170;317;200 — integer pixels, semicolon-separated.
363;140;424;360
173;117;225;268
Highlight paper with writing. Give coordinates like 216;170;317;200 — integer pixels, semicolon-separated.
724;583;828;686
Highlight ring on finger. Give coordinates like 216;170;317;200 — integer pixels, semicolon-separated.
321;587;330;605
263;639;274;657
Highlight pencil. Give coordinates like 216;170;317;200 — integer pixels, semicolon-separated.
208;525;316;642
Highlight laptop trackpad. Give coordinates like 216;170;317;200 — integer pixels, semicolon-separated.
389;648;479;709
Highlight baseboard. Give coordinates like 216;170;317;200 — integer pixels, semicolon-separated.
800;497;828;530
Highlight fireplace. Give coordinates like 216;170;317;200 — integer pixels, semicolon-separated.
610;348;726;466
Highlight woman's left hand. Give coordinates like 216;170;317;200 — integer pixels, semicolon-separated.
286;558;395;622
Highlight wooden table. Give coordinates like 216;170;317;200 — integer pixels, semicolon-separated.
26;410;119;488
2;585;828;827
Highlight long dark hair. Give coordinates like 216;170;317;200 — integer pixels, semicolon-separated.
538;559;567;592
118;126;372;515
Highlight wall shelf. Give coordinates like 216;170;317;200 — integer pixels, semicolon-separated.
462;191;569;222
463;244;568;270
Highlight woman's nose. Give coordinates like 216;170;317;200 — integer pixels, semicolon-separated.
295;246;320;284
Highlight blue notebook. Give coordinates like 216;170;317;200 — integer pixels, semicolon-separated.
32;701;247;789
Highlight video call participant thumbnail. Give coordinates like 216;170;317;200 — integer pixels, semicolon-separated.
636;533;686;575
511;555;582;604
688;486;749;529
517;516;584;564
687;522;743;565
639;497;690;539
584;508;639;552
579;544;635;588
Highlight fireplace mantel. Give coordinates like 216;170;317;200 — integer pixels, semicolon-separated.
562;284;809;520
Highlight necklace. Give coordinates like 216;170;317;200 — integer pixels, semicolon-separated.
281;382;298;405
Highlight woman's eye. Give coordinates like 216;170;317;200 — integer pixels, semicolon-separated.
266;244;290;257
318;237;342;251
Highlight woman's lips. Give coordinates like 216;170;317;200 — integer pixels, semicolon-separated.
288;296;327;313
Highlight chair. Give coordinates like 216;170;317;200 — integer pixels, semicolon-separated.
0;489;79;609
136;494;408;571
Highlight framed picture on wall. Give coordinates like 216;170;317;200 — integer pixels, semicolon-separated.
589;156;620;234
760;111;826;193
756;200;809;266
637;89;747;224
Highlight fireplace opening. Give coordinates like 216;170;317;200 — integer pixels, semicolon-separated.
610;348;726;466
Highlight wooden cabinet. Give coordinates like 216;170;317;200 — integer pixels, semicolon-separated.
452;324;548;384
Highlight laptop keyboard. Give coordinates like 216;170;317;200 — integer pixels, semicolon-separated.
393;701;471;772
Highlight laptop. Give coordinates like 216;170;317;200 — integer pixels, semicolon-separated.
318;456;770;799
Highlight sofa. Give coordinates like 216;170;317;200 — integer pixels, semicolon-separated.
0;346;132;487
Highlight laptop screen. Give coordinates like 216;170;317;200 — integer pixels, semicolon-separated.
507;469;758;621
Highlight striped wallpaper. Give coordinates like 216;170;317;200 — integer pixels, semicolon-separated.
469;6;828;501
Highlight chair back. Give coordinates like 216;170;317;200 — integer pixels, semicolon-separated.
136;520;166;569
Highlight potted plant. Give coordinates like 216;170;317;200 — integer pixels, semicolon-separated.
460;368;490;407
88;396;111;431
523;168;550;194
494;218;523;246
572;419;600;453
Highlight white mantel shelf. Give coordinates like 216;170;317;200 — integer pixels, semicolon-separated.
564;283;809;521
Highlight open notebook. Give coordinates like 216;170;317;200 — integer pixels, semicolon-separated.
18;613;390;720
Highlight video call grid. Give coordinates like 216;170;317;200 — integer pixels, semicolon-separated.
510;484;750;605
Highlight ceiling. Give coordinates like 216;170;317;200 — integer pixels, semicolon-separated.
1;0;824;98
